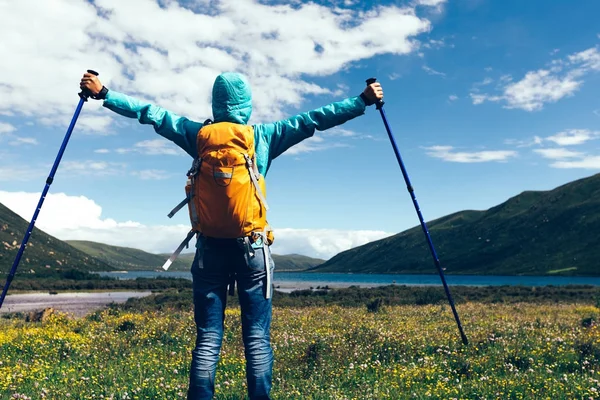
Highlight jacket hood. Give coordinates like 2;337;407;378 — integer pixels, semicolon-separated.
211;72;252;125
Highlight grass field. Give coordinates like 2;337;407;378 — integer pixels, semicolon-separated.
1;302;599;399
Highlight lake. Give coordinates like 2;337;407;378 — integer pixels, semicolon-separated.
4;273;598;317
95;271;600;290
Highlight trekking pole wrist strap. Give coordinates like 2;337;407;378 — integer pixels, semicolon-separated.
360;92;375;106
91;86;109;100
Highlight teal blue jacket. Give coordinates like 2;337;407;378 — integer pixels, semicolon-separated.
102;72;367;177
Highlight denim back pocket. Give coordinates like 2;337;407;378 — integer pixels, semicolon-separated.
247;246;275;272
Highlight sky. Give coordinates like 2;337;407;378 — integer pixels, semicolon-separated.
0;0;599;260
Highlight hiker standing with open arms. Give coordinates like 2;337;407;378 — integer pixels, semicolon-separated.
80;71;383;400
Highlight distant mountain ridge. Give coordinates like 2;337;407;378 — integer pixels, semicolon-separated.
3;173;600;277
0;203;112;275
311;173;600;276
66;240;325;272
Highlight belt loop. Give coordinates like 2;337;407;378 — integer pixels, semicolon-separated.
245;237;255;259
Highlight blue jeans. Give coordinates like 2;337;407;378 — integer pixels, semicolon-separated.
187;236;274;400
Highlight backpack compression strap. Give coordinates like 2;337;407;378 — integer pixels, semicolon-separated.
162;229;197;270
167;157;202;220
244;154;269;210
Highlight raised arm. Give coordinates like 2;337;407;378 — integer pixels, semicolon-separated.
253;82;383;173
79;72;203;158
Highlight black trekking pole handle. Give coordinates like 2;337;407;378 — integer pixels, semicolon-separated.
366;77;385;109
367;77;469;346
79;69;99;100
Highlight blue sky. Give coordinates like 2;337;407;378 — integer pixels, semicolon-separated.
0;0;599;259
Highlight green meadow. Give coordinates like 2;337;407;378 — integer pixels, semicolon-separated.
2;288;600;399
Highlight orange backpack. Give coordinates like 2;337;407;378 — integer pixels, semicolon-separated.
163;121;273;269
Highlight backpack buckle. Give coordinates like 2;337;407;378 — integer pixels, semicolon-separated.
187;158;202;177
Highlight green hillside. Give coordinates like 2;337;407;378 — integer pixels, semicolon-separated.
156;252;323;272
66;240;190;271
312;173;600;276
0;203;112;276
69;240;324;272
271;254;325;271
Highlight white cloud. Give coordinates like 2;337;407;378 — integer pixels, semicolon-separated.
61;160;127;176
414;0;447;13
9;137;38;146
424;145;517;163
0;159;126;182
116;139;186;156
506;129;600;150
422;39;448;50
470;45;600;111
502;70;581;111
470;93;502;105
94;149;110;154
266;228;392;259
0;191;391;258
323;127;357;137
0;0;434;128
0;122;16;134
525;129;600;169
0;122;38;146
0;191;186;254
282;135;350;155
448;95;458;101
533;148;583;160
0;166;47;182
546;129;600;146
422;65;446;77
415;0;447;6
504;136;543;148
75;115;115;135
470;94;486;105
568;47;600;71
38;114;115;135
131;169;173;180
550;156;600;169
473;77;493;87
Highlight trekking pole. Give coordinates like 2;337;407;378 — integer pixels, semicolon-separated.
0;70;99;309
366;77;469;346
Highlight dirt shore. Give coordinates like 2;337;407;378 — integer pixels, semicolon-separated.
0;281;386;318
0;291;152;318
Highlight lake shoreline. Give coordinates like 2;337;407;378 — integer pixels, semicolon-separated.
0;291;152;318
4;270;600;318
0;281;387;317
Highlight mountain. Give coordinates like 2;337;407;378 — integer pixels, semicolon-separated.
271;254;325;271
68;240;324;271
0;199;322;277
0;203;112;275
311;173;600;276
66;240;188;271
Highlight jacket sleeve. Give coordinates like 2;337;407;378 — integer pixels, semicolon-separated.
102;90;203;158
255;95;367;162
